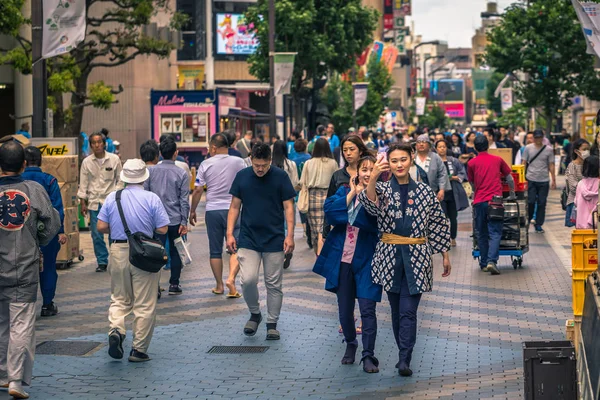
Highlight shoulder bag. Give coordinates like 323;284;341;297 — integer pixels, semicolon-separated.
525;146;547;175
115;190;168;273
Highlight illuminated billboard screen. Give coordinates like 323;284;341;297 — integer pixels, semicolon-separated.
429;79;466;119
215;13;259;55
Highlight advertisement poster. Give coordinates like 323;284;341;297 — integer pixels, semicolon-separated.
178;65;204;90
216;13;259;55
353;83;368;110
42;0;86;59
161;117;173;133
415;97;426;116
274;53;296;96
500;87;513;111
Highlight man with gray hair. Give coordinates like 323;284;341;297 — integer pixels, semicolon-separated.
0;141;61;399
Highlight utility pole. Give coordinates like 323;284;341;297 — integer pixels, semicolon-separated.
32;0;47;138
268;0;276;139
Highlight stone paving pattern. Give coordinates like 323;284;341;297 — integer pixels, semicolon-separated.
0;178;575;399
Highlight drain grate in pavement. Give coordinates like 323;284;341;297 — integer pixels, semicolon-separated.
36;341;103;356
207;346;269;354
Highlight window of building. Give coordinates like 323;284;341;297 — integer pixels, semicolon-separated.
474;79;486;91
177;0;206;61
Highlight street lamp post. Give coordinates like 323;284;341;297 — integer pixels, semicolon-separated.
268;0;276;139
412;40;440;97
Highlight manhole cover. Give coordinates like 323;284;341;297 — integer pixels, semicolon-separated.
207;346;269;354
36;341;103;356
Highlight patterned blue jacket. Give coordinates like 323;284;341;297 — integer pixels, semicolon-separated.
358;178;451;295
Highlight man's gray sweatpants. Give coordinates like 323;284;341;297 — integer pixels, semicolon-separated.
237;249;285;324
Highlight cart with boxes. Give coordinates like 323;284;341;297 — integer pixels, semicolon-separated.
31;138;83;269
472;164;529;269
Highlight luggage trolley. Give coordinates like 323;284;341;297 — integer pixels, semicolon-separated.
472;197;529;269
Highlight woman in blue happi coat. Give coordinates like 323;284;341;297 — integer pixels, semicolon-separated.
313;155;382;374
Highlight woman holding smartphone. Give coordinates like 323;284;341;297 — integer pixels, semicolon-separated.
314;155;381;373
358;143;452;377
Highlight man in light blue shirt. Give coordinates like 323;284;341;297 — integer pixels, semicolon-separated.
144;138;190;295
325;123;340;152
97;158;169;363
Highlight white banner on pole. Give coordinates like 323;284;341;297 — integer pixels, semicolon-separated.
273;53;296;96
353;83;368;110
500;87;513;111
42;0;86;59
415;97;426;116
572;0;600;58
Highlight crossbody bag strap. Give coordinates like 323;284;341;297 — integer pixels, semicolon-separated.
528;146;546;165
115;190;132;237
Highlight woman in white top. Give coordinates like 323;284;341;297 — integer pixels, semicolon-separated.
300;138;339;255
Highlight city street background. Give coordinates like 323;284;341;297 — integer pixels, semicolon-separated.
5;178;573;400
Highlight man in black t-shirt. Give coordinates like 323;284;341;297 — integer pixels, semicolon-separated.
226;143;296;341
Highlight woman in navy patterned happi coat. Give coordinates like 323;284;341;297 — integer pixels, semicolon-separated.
358;143;452;377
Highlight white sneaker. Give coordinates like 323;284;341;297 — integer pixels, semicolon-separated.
8;381;29;399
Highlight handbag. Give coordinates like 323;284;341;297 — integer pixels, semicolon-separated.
115;190;168;273
560;186;568;211
297;184;309;214
462;181;473;198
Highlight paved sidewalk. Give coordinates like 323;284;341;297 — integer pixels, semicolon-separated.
3;181;575;400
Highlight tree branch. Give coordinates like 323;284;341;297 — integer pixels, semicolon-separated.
89;50;141;69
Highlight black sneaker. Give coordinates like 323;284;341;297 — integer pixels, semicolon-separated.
168;284;182;295
96;264;107;272
283;253;293;270
41;302;58;317
108;328;125;359
128;349;150;362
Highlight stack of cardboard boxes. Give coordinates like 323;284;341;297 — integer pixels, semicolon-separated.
41;156;80;263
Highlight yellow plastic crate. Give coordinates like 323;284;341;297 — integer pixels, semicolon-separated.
572;276;588;316
511;164;525;184
571;229;598;271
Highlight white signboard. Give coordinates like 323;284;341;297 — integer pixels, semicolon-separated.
274;53;296;96
415;97;426;116
42;0;86;59
501;87;513;111
353;83;368;110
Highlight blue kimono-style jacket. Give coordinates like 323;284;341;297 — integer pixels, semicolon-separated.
358;178;451;295
313;186;382;302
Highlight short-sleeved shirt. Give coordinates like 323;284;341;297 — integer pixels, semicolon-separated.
523;144;554;182
229;166;296;252
98;185;170;240
468;151;512;205
195;154;247;211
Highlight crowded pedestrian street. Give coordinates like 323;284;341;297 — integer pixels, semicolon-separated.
16;181;571;400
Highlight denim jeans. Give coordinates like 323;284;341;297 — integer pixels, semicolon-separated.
40;236;60;305
527;180;550;227
89;207;109;265
158;225;182;286
337;262;377;358
387;271;421;367
474;202;503;268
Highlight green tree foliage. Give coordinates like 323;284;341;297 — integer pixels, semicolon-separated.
417;104;450;130
485;0;600;133
485;72;504;116
356;57;393;128
0;0;186;137
322;58;393;133
245;0;379;124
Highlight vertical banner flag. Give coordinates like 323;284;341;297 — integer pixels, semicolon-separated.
353;83;368;110
273;53;297;96
384;0;394;30
572;0;600;58
42;0;86;59
415;97;426;116
381;45;399;73
371;41;385;63
500;88;513;111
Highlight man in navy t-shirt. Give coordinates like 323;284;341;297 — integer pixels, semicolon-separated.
227;143;296;341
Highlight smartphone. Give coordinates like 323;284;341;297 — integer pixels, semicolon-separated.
354;176;360;185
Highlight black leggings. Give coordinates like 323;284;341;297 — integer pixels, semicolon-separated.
441;190;458;240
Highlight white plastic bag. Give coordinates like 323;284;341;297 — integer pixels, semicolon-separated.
174;237;192;266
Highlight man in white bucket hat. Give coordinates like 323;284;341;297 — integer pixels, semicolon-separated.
96;159;170;362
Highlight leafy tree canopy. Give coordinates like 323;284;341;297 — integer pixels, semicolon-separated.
485;0;600;132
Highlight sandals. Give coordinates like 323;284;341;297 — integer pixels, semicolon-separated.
243;314;262;336
266;328;280;340
341;342;358;365
226;292;242;298
360;356;380;373
211;289;224;295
